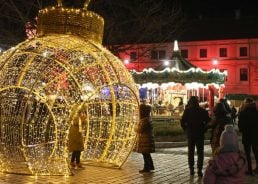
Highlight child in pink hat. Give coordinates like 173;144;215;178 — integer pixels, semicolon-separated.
203;125;246;184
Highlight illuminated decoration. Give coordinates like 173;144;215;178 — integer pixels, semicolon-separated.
131;40;226;86
131;67;226;86
25;18;37;40
131;40;226;105
173;40;179;51
0;0;139;175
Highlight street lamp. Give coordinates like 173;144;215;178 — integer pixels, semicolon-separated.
124;59;129;65
212;58;218;69
164;60;170;66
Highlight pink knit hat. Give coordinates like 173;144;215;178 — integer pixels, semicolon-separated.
219;124;239;152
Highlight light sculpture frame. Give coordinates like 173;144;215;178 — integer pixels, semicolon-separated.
0;0;139;175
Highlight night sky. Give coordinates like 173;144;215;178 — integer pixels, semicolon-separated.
180;0;258;19
1;0;258;47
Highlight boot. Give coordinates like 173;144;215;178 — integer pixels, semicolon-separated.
246;165;254;176
76;163;84;168
197;171;203;177
149;165;155;170
190;168;194;175
139;168;150;173
70;162;76;168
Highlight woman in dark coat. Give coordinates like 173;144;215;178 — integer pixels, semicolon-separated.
181;96;210;177
238;97;258;175
135;100;155;173
209;102;232;156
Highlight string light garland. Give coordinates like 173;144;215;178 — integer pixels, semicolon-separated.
0;0;139;175
131;67;227;86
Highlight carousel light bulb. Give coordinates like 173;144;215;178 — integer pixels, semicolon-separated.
80;56;84;61
42;51;48;57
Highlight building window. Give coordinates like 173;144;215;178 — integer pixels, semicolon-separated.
159;50;166;59
200;49;207;58
219;48;227;57
151;50;158;59
239;47;248;57
150;50;166;60
130;51;137;61
181;49;188;58
240;68;248;81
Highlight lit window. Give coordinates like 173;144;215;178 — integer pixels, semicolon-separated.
239;47;248;57
200;49;207;58
219;48;227;57
240;68;248;81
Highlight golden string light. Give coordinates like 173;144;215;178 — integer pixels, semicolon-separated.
0;0;139;175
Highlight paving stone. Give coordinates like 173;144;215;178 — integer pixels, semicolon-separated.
0;146;257;183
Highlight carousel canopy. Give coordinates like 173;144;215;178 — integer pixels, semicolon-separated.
131;40;226;86
154;40;195;71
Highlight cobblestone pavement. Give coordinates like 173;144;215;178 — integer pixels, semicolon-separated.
0;145;257;184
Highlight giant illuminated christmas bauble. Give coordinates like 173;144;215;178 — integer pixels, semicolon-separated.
0;1;139;175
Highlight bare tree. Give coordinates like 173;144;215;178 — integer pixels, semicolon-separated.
91;0;186;56
0;0;186;57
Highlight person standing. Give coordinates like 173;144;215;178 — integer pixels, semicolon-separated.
238;97;258;175
231;105;237;125
181;96;210;177
135;100;155;173
219;98;232;115
209;102;232;155
203;125;246;184
68;107;86;169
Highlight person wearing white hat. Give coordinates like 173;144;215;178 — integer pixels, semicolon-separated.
203;125;246;184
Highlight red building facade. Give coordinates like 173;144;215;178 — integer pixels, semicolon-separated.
118;38;258;97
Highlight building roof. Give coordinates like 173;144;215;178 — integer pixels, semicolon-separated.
154;40;195;71
154;49;196;71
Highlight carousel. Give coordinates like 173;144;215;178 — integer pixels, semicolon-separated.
131;41;227;120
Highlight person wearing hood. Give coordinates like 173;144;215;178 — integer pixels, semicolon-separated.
209;102;232;155
238;97;258;175
135;99;155;173
203;125;246;184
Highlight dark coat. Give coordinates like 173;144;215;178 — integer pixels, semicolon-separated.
238;103;258;144
68;116;84;152
181;106;210;140
209;115;232;154
135;104;155;153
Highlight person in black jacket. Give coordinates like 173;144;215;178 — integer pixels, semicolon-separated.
238;97;258;175
181;96;210;177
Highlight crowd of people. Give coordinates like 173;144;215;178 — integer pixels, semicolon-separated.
67;95;258;183
180;96;258;183
135;96;258;183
